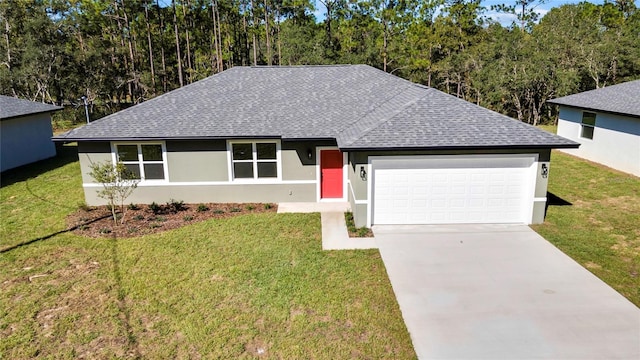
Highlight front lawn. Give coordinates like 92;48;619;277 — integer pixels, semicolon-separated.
0;149;415;358
532;150;640;307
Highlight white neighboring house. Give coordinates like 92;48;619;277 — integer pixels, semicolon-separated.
0;95;63;172
548;80;640;177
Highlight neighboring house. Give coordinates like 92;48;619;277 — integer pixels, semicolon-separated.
54;65;578;227
1;95;62;172
548;80;640;177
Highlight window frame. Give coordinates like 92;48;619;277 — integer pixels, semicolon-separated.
111;142;168;182
580;111;596;140
227;140;282;182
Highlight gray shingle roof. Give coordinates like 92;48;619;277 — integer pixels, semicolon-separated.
547;80;640;118
54;65;577;149
0;95;62;120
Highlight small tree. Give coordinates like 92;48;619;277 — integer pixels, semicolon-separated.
89;161;139;226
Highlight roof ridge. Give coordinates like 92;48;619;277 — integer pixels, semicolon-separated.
338;85;431;147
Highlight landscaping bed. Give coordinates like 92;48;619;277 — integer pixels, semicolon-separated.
68;202;277;238
345;212;374;238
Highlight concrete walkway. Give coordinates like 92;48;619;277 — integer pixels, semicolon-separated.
278;202;377;250
375;224;640;360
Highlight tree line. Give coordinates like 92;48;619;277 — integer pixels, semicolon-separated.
1;0;638;126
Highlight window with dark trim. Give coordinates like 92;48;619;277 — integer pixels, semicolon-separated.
230;142;278;180
115;143;166;180
581;112;596;140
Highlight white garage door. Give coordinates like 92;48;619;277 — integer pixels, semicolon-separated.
372;155;536;225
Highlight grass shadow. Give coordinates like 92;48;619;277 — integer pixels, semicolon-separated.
1;143;78;188
0;213;111;253
544;191;572;217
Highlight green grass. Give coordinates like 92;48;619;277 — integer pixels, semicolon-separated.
531;150;640;306
0;151;415;358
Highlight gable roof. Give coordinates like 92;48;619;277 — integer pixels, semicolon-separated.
547;80;640;118
54;65;577;150
0;95;63;120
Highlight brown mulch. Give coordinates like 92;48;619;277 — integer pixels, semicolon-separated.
67;202;277;238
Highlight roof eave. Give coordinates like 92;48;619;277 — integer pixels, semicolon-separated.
547;102;640;119
52;135;286;142
339;143;580;151
1;106;64;121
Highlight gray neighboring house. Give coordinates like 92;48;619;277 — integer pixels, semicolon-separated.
548;80;640;177
54;65;578;227
1;95;62;172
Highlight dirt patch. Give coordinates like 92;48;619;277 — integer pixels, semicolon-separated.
67;203;277;238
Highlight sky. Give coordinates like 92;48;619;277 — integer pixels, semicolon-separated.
157;0;613;26
482;0;606;26
312;0;609;25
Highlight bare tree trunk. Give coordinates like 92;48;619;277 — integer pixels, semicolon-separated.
182;0;193;83
215;2;223;71
242;0;249;66
172;0;184;87
144;2;156;87
383;20;388;72
263;0;271;66
211;0;220;72
122;3;138;101
250;0;258;65
276;7;281;66
157;0;168;92
3;14;15;96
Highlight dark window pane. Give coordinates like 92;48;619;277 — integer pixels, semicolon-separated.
581;125;594;139
124;164;141;179
232;143;253;160
581;112;596;126
257;162;277;178
256;143;276;160
142;144;163;161
234;162;253;178
117;145;138;161
144;164;165;179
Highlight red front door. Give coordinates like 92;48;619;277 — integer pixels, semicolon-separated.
320;150;343;199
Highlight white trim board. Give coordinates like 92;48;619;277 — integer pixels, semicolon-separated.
83;179;316;188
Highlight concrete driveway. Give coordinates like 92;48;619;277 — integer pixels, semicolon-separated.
374;224;640;360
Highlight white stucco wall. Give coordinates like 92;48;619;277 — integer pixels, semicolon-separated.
0;113;56;172
557;107;640;177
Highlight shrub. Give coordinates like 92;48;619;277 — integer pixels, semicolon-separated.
155;216;166;222
230;207;242;213
127;203;139;210
183;215;194;221
167;199;186;213
149;202;161;215
133;214;145;221
196;204;209;212
264;203;273;210
246;205;255;211
213;209;225;214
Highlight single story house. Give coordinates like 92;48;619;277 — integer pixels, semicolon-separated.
1;95;62;172
548;80;640;177
54;65;578;227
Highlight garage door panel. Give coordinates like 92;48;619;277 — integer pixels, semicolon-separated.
372;156;534;225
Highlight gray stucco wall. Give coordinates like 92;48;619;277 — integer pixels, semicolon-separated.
78;139;324;205
1;113;56;172
84;183;316;205
166;140;228;181
348;149;553;227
